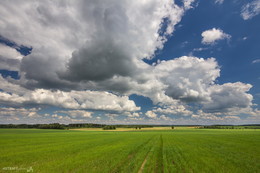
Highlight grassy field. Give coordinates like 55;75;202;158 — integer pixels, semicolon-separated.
0;128;259;173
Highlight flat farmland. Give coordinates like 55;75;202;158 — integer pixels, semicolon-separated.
0;128;259;173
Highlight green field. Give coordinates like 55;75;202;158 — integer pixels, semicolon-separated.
0;128;259;173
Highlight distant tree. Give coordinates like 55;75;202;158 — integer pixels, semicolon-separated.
171;126;174;129
103;125;116;130
37;123;65;129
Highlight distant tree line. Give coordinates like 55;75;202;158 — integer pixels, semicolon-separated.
0;123;155;130
200;125;260;129
1;123;258;130
38;123;66;129
0;123;150;130
102;125;116;130
0;123;66;129
0;123;106;130
0;124;40;129
68;123;106;128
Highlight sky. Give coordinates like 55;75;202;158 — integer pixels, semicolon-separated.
0;0;259;125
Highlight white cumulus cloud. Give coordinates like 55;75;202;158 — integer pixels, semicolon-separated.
145;111;157;119
0;44;23;71
241;0;260;20
201;28;231;45
204;82;253;113
183;0;196;10
154;56;220;102
0;76;140;112
56;110;93;118
153;105;192;116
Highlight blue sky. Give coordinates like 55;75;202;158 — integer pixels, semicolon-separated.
0;0;259;125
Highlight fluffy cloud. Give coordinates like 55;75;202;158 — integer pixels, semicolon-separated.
183;0;196;10
0;76;28;95
0;107;40;117
0;0;186;90
127;112;140;118
241;0;260;20
0;44;23;71
159;115;172;121
0;89;140;112
201;28;231;45
0;107;41;123
51;114;63;120
0;76;140;112
56;110;92;118
192;111;240;121
145;111;157;119
152;57;255;116
153;105;192;116
154;56;220;102
204;82;253;113
0;44;22;60
105;113;119;120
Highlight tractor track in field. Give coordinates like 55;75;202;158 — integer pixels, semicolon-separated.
138;134;164;173
159;134;164;173
137;148;151;173
109;135;156;173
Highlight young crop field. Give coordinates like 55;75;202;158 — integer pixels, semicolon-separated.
0;128;259;173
